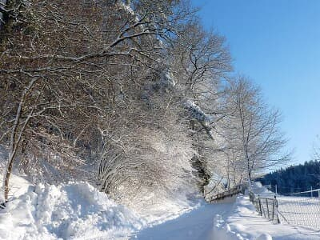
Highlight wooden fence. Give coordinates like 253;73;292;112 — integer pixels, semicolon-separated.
209;184;246;202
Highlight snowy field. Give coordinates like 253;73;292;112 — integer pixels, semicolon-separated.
251;182;320;230
277;196;320;230
1;175;320;239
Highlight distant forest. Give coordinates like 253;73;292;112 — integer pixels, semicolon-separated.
258;161;320;196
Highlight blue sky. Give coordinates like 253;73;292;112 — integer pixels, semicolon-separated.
192;0;320;166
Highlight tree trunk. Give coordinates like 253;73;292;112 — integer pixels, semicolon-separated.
3;152;15;201
0;0;8;31
1;78;37;202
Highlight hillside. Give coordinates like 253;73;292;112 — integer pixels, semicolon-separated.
258;160;320;196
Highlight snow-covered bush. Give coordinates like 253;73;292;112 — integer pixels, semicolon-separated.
97;96;197;212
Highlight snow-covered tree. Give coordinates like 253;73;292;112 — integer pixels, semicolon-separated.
220;77;289;186
0;0;200;203
0;0;289;206
97;99;196;209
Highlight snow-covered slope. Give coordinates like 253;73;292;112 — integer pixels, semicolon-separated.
0;179;145;240
0;173;200;240
1;173;319;240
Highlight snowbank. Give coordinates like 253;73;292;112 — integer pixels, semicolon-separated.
214;195;320;240
0;181;145;240
250;182;274;197
1;175;320;240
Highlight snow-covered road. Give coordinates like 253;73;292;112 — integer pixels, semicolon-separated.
132;193;320;240
131;199;235;240
1;174;320;240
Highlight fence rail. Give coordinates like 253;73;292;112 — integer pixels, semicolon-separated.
209;184;245;202
265;184;320;198
291;188;320;198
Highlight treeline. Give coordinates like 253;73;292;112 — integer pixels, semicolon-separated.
0;0;287;208
258;160;320;195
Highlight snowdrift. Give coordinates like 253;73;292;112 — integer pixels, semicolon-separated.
0;181;145;240
250;182;274;197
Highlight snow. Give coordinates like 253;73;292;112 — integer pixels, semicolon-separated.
0;173;198;240
251;182;320;230
0;173;31;199
1;171;320;240
223;195;320;240
132;194;320;240
132;198;234;240
0;178;145;240
211;183;320;240
276;196;320;229
184;100;213;124
135;193;201;227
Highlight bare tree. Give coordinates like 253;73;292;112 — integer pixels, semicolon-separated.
170;19;231;96
164;19;232;193
95;83;197;209
0;0;199;203
0;0;289;206
221;77;289;188
313;136;320;161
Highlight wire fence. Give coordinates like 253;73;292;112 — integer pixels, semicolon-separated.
265;184;320;197
249;193;280;224
290;188;320;198
277;197;320;230
250;191;320;230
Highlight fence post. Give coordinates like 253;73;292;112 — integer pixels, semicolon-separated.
249;191;254;202
272;197;275;221
257;195;261;216
266;198;270;219
274;195;280;224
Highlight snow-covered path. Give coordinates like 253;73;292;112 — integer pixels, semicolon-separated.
132;194;320;240
131;200;234;240
1;174;320;240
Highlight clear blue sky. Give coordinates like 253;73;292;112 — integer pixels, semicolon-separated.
192;0;320;166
